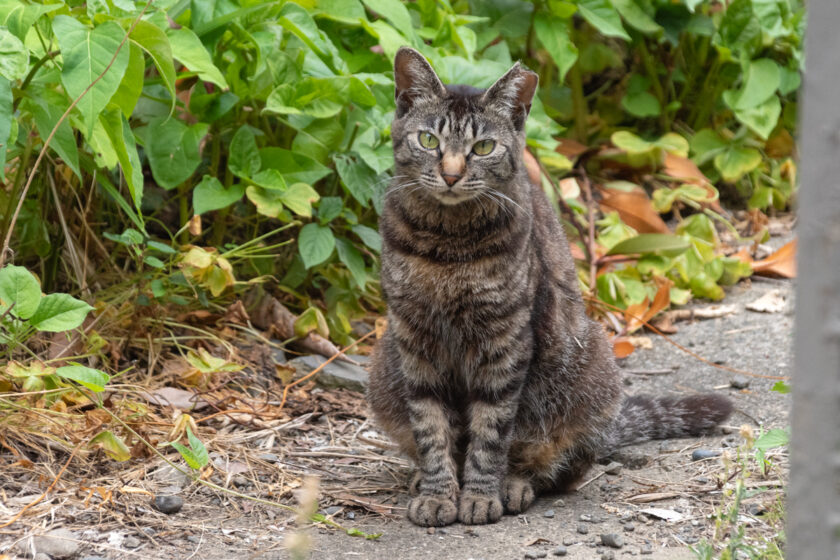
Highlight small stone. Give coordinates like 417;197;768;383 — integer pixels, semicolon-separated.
324;506;341;516
579;513;593;522
577;524;589;535
730;376;751;389
552;545;567;556
562;536;577;546
346;511;355;520
426;527;435;535
124;536;141;549
721;436;739;448
257;453;280;463
154;494;184;514
600;533;624;549
437;528;448;535
603;462;623;475
232;474;251;488
524;551;547;559
601;552;615;560
34;553;51;560
29;528;80;559
748;503;766;516
640;543;653;555
696;476;711;484
691;449;721;461
287;354;370;392
543;509;555;518
623;523;635;532
187;535;201;544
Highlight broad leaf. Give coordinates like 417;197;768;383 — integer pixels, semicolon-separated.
361;0;413;35
298;223;336;268
534;14;577;81
100;110;144;211
246;186;285;218
733;96;781;140
259;148;332;184
111;43;145;119
281;183;320;217
90;430;132;461
129;21;176;109
29;293;93;332
229;125;261;179
754;428;789;451
612;0;662;35
351;224;382;253
0;76;11;180
3;2;62;41
52;16;130;134
27;95;81;178
144;119;207;190
0;27;27;80
577;0;631;41
56;365;110;392
193;175;244;215
167;27;228;88
265;77;347;119
714;146;762;182
607;234;690;256
0;265;41;319
723;58;780;110
336;237;367;288
334;154;376;206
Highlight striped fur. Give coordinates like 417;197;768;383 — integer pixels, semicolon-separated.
367;48;732;527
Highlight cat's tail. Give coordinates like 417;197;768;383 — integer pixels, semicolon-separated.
608;394;733;448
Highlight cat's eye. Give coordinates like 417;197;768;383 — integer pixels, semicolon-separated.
472;140;496;156
418;132;439;150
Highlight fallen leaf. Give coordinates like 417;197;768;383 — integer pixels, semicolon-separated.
139;387;209;410
625;276;672;333
752;239;796;278
639;507;685;521
600;189;670;234
569;242;586;261
556;138;589;159
613;338;635;358
329;491;394;515
746;289;787;314
663;153;709;186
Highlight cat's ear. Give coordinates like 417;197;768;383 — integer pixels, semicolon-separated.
482;62;538;130
394;47;446;117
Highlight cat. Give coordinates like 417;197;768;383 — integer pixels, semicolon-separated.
366;47;733;527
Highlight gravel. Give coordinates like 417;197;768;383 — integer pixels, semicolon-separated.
154;494;184;514
691;449;722;461
600;533;625;549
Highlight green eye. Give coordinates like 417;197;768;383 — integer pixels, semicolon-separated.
472;140;495;156
418;132;439;149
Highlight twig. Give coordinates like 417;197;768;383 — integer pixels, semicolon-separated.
534;157;592;263
0;0;153;269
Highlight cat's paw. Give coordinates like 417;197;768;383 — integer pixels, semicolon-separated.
407;495;458;527
501;476;535;514
457;493;503;525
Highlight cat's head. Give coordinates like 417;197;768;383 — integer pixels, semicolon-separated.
390;47;538;206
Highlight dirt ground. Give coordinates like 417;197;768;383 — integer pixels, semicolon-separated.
0;279;792;560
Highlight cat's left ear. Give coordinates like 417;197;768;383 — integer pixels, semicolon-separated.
482;62;538;131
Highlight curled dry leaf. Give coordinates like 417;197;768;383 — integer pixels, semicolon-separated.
613;338;635;358
624;276;672;333
746;289;787;314
599;188;670;234
662;153;724;213
751;239;796;278
556;138;589;159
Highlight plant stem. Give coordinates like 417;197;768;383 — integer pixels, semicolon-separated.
178;182;190;244
638;38;668;130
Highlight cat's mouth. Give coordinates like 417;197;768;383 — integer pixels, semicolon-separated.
430;188;476;206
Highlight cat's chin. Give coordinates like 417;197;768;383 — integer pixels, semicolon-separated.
430;191;475;206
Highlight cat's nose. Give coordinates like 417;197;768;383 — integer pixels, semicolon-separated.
441;173;462;186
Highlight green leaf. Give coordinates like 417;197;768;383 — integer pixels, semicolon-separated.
336;237;367;288
278;2;346;73
281;183;320;217
612;0;662;35
259;148;332;184
2;2;62;41
295;306;330;338
754;428;789;451
534;14;578;81
0;27;28;80
318;197;343;224
143;255;165;269
29;293;93;332
718;0;761;54
0;76;10;179
167;27;228;88
361;0;413;36
316;0;368;25
334;154;376;206
714;146;762;182
90;430;131;461
129;21;176;110
52;16;130;134
246;186;285;218
0;264;41;319
577;0;631;41
27;95;81;178
55;365;110;392
298;223;336;268
265;77;347;119
100;110;144;212
111;43;145;119
690;129;729;165
357;143;394;174
229;125;261;179
723;58;780;110
622;90;661;118
733;96;781;140
252;169;287;190
676;214;718;245
607;234;690;257
170;441;201;470
186;426;209;467
351;224;382;252
193;175;244;215
144;119;206;190
771;381;790;394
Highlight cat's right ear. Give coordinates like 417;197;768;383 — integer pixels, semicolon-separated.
394;47;446;118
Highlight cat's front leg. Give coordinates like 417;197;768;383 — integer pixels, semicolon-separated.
459;392;521;524
405;389;459;527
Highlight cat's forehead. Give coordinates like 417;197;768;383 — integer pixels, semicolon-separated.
410;85;504;140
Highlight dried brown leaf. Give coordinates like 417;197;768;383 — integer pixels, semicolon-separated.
600;189;670;234
752;239;796;278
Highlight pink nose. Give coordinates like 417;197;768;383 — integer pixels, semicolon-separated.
442;174;462;186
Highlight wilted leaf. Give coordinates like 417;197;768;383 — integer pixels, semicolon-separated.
613;338;635;358
751;239;796;278
600;189;669;234
90;430;131;461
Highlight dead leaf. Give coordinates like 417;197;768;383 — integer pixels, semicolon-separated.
329;491;395;515
522;149;541;186
188;215;202;236
663;153;709;186
139;387;209;411
765;129;795;159
569;242;586;261
639;506;685;521
600;189;670;234
746;289;787;314
625;277;672;333
752;239;796;278
556;138;589;159
613;338;635;358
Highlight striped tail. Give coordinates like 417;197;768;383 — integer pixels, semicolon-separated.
610;394;733;448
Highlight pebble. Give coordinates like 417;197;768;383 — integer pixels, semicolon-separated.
346;511;356;520
124;536;141;549
154;494;184;514
623;522;635;532
691;449;721;461
524;551;547;559
748;503;766;516
324;506;341;516
696;476;711;484
601;533;624;549
187;535;201;544
562;536;577;546
232;474;251;488
28;528;80;559
601;552;615;560
730;376;751;389
640;543;653;555
552;545;567;556
543;509;555;518
577;524;589;535
426;527;435;535
603;462;623;475
257;453;280;463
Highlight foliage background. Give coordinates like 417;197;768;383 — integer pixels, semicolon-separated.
0;0;803;345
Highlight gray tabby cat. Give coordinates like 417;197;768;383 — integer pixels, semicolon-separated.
367;47;732;527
